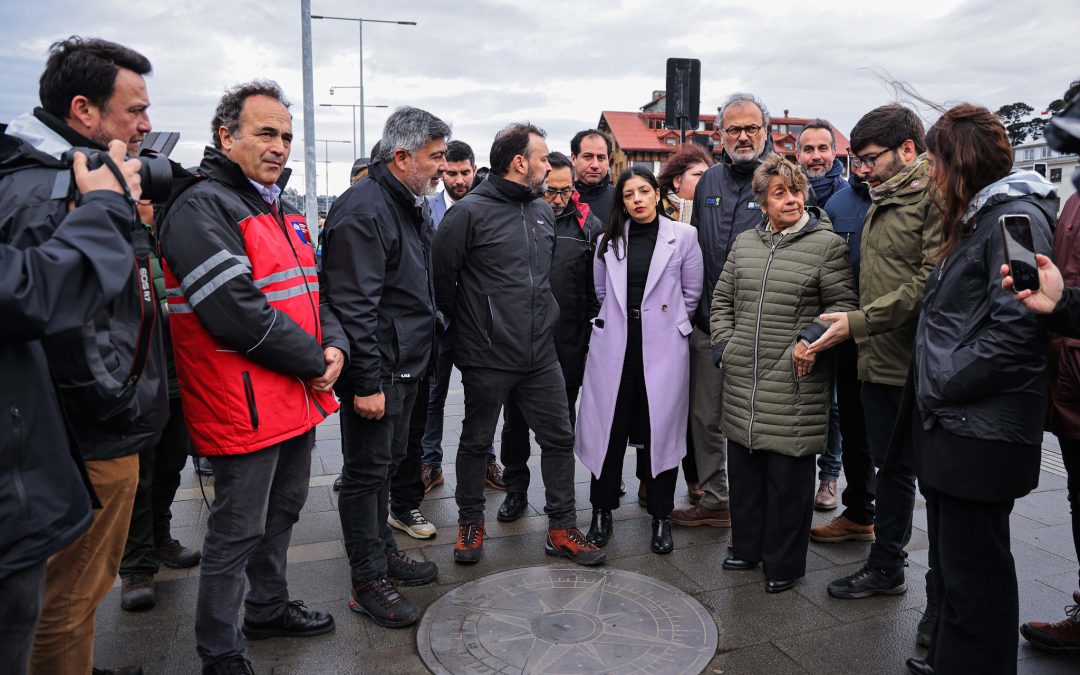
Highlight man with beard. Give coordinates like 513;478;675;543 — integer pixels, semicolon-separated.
321;106;448;629
571;129;615;223
434;124;605;567
428;139;475;228
795;118;851;510
497;151;601;522
672;92;775;530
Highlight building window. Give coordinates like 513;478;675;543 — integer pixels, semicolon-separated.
1051;168;1062;183
667;138;676;146
1023;148;1035;160
1043;146;1054;158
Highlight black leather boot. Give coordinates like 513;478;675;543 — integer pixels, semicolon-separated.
585;509;613;547
651;517;673;554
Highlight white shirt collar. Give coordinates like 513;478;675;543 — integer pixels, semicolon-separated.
443;189;457;211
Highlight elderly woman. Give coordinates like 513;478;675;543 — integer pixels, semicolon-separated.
711;154;857;593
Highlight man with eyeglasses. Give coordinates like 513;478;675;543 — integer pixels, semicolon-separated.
672;92;775;531
805;105;943;644
497;151;601;522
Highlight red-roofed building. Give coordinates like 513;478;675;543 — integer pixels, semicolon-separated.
598;92;851;177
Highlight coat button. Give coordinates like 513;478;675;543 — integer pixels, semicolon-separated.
661;304;668;311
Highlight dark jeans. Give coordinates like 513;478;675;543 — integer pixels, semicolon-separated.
0;560;46;674
925;487;1018;675
422;336;493;468
390;375;427;515
817;381;843;481
1059;436;1080;588
195;430;313;663
728;440;816;580
862;382;917;572
836;344;873;525
457;362;576;528
339;381;418;584
121;397;190;577
501;383;578;494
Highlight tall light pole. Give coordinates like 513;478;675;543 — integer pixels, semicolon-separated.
320;101;388;159
311;15;416;158
315;139;350;201
299;0;319;239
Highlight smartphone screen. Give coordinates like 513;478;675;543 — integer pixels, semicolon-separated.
999;214;1040;292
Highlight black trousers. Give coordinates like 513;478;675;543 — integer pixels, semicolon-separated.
500;383;578;494
836;342;874;525
728;440;815;580
925;486;1019;675
0;560;46;674
390;373;428;514
1059;436;1080;588
120;397;190;577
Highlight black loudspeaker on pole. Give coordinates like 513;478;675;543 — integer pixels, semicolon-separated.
665;58;701;144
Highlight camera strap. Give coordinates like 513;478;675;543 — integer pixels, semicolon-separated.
124;228;158;388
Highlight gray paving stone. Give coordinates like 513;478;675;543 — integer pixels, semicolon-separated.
697;581;839;650
773;607;924;675
706;641;810;675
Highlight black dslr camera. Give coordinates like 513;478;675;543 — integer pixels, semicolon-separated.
61;131;180;203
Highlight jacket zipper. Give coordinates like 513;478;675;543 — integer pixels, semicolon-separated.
521;204;536;369
241;371;259;430
10;407;30;518
748;237;781;452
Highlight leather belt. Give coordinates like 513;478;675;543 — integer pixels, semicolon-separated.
628;308;642;319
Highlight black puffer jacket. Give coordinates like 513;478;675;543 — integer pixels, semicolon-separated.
321;159;435;396
0;121;137;576
575;174;614;225
690;142;776;330
914;175;1056;445
0;110;167;460
433;174;559;372
551;196;601;388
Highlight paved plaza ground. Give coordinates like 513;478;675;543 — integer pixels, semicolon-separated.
95;372;1080;674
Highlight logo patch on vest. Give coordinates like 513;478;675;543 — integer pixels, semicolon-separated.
705;196;721;207
285;214;312;247
747;201;760;209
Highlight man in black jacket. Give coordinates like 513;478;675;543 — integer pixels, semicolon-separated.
0;134;141;673
0;37;170;674
434;123;605;567
571;129;615;223
673;92;774;530
497;151;600;522
321;106;449;629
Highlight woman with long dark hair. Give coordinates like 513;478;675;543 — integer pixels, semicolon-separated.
904;104;1056;675
575;166;703;554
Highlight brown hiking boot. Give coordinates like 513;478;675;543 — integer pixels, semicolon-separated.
453;524;485;564
810;515;875;543
545;527;607;566
814;480;839;511
421;464;444;493
485;461;506;491
670;504;731;528
1021;598;1080;652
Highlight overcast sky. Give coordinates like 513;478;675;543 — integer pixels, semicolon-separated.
3;0;1077;195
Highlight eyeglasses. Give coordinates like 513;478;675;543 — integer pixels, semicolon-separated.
543;187;573;198
723;124;763;138
851;146;898;170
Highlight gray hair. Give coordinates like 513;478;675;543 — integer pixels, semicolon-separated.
717;92;770;130
377;106;451;162
211;79;290;149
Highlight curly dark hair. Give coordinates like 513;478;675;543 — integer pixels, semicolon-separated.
211;80;290;149
657;144;713;197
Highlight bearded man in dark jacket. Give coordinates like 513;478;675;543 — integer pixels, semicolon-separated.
673;92;775;530
433;123;605;567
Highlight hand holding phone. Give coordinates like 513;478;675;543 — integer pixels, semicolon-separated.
999;214;1040;293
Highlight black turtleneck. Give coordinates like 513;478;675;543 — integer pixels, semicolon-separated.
627;216;659;311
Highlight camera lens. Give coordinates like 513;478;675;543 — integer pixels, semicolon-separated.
139;153;174;203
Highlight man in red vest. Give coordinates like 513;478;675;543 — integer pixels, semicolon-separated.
158;80;346;675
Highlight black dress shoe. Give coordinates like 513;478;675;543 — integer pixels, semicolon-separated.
585;509;613;547
333;474;342;491
722;556;759;571
242;600;334;639
764;578;798;594
194;456;213;476
906;657;934;675
497;492;528;522
651;517;673;554
619;479;627;496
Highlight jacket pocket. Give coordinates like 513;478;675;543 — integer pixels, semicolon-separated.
241;371;259;430
9;407;30;519
677;316;693;337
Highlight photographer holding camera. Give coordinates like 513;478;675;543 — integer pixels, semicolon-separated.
0;37;169;674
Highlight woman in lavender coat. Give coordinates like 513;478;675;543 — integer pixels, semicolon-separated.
575;166;703;554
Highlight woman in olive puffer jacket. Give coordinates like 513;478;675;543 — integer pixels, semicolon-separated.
710;154;857;593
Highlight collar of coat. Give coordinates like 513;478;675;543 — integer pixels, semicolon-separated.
479;172;541;203
369;159;428;223
197;146;293;204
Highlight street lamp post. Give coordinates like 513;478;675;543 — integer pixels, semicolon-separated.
311;15;416;157
320;101;389;159
315;139;350;201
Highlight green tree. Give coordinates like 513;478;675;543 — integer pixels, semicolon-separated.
995;102;1036;146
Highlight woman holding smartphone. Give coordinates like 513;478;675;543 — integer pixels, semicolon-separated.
905;104;1056;675
575;166;703;555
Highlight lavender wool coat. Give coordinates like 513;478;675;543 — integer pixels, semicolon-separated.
574;216;704;478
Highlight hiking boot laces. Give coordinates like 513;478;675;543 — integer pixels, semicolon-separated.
459;525;482;547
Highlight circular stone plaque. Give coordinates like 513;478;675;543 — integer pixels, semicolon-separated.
417;566;718;674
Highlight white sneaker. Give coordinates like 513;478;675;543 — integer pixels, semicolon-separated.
388;508;437;539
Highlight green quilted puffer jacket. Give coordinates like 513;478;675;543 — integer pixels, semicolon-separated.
710;208;857;457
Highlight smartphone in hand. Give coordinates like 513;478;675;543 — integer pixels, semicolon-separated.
999;214;1040;293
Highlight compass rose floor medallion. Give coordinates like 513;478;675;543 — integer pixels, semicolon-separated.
417;566;718;674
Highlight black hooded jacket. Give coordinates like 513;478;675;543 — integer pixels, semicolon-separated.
433;174;560;372
0;115;140;576
321;159;435;396
0;109;168;460
690;141;776;330
575;174;614;225
551;197;601;388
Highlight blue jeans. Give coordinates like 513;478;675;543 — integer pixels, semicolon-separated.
817;377;843;481
421;335;494;468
